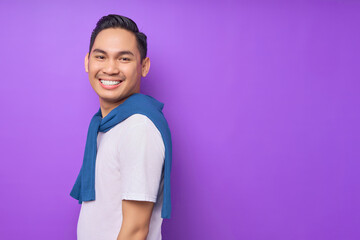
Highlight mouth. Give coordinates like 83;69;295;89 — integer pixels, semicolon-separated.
99;78;124;89
99;79;123;85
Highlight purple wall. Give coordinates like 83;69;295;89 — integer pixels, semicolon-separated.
1;1;359;239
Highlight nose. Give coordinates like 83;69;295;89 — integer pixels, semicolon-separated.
103;59;120;75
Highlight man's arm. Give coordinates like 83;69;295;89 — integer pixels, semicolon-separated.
117;200;155;240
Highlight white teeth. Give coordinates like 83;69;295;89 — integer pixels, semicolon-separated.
100;80;122;85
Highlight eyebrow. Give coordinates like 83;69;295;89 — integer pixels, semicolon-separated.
92;48;135;56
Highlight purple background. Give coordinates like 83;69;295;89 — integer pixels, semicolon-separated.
1;0;359;239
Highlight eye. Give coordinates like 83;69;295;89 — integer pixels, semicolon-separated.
95;55;105;60
120;57;131;61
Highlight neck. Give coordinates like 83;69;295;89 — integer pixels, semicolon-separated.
99;94;137;118
99;99;123;118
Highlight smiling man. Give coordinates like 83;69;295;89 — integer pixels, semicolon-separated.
70;14;172;240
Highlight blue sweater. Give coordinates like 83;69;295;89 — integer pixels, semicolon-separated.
70;93;172;219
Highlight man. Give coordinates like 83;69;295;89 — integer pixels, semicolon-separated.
70;14;172;240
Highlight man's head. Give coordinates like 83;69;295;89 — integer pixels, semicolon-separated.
89;14;147;62
84;14;150;110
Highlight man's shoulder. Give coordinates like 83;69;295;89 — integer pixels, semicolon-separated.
117;114;164;148
124;113;153;127
113;113;158;134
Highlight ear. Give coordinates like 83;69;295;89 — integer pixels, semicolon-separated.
84;52;89;73
141;57;150;77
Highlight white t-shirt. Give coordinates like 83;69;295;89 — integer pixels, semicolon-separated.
77;114;165;240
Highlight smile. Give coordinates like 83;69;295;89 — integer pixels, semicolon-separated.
99;79;123;89
100;79;122;85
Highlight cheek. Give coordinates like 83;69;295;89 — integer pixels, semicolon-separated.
88;61;102;73
123;64;140;77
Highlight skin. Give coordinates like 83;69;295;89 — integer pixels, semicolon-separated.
84;27;151;118
84;28;154;240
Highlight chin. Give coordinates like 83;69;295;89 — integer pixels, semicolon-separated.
99;93;129;103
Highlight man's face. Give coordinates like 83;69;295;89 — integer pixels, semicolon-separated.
85;28;150;107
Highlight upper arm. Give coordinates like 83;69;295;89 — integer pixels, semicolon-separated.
119;115;165;202
117;115;165;238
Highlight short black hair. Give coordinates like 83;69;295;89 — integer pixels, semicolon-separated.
89;14;147;61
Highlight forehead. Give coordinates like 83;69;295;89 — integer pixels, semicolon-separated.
92;28;138;55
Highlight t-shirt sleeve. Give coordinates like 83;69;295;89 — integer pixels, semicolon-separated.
119;115;165;202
